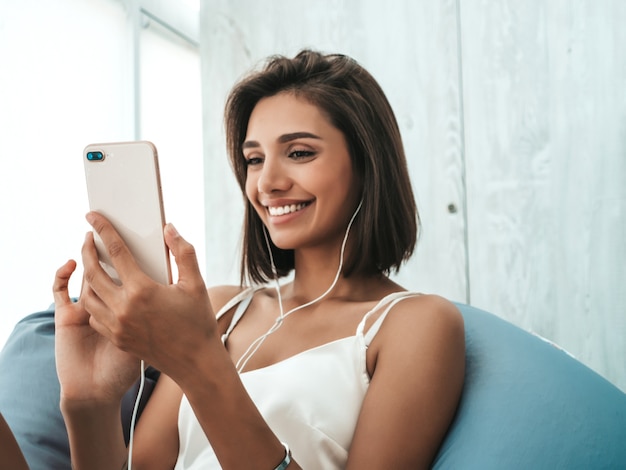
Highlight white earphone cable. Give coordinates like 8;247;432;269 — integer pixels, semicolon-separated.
235;200;363;373
127;359;146;470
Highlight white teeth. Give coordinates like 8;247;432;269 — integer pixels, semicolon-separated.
268;203;308;216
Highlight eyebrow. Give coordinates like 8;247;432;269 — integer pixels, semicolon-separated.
242;131;322;149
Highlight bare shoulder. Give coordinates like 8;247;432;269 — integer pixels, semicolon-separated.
397;293;463;320
367;293;465;399
376;293;464;346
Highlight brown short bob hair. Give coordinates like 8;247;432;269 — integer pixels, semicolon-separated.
225;49;419;285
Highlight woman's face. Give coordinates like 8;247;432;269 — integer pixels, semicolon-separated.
243;92;361;252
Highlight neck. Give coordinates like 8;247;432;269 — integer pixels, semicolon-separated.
290;248;344;298
279;247;396;304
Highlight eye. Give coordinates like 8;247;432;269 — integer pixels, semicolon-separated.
289;149;316;160
244;155;264;166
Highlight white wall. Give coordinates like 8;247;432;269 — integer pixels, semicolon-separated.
0;0;204;347
199;0;625;391
460;0;626;393
139;13;205;284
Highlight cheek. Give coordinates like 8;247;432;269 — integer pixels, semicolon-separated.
244;175;266;217
333;165;358;196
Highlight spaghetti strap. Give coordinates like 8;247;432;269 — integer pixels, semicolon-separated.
215;286;258;320
357;292;421;346
218;287;259;344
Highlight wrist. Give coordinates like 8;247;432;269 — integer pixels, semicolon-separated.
165;333;231;390
60;400;128;470
273;442;292;470
60;394;121;420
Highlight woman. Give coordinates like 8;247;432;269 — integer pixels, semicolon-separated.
53;50;465;469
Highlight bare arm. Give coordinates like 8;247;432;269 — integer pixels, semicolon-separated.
347;295;465;469
129;374;183;469
0;412;29;470
61;401;128;470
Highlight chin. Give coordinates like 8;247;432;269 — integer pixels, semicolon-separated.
268;238;296;251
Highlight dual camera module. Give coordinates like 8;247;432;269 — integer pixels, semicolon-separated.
86;151;105;161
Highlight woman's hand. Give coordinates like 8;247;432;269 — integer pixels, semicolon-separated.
77;212;217;381
53;259;139;406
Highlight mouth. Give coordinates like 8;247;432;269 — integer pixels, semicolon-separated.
266;201;312;217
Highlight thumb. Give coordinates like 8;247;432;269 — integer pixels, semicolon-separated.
164;223;203;284
53;259;77;307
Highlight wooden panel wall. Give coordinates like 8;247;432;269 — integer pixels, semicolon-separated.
199;0;625;390
460;0;626;391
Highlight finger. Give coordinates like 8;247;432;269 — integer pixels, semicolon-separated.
164;224;203;286
84;290;115;339
82;230;120;303
81;284;133;353
53;259;77;307
80;282;107;318
85;211;143;285
80;281;125;346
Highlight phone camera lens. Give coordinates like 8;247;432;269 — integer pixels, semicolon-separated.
87;151;104;161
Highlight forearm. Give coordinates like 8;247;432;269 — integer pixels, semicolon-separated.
61;401;128;470
0;413;29;470
175;343;301;470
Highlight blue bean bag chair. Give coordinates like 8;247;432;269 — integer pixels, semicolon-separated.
0;305;158;470
434;304;626;469
0;303;625;469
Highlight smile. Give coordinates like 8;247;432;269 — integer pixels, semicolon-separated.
267;202;310;216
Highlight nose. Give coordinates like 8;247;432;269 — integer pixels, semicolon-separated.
257;155;292;194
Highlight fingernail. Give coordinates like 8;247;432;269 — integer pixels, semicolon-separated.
166;223;179;236
85;212;95;225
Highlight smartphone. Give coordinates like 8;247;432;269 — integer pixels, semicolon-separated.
83;141;172;285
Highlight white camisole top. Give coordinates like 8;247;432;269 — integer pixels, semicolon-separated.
174;288;419;469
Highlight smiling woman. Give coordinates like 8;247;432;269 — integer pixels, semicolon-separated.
50;49;465;469
227;53;419;285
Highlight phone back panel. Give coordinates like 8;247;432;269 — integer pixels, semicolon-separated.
83;141;172;285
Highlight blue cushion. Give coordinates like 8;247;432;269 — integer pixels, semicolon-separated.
433;303;626;469
0;305;158;470
0;308;67;469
